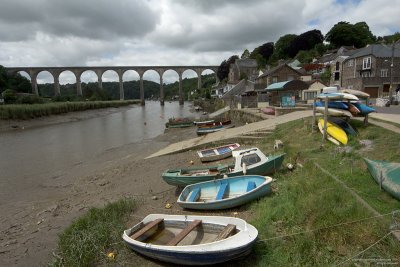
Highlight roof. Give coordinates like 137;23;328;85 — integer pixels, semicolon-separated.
265;80;309;91
258;63;303;79
347;43;400;59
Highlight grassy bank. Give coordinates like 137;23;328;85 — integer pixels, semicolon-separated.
50;199;136;267
0;100;140;120
49;117;400;266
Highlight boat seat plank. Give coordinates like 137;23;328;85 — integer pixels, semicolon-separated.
215;224;236;241
167;220;202;246
216;182;228;200
246;181;256;192
130;218;164;240
187;188;200;202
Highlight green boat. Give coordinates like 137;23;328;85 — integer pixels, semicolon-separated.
162;148;285;186
364;158;400;200
165;118;193;128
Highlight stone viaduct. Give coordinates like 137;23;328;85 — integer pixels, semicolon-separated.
6;66;219;105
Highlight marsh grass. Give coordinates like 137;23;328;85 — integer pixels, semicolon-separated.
49;199;135;267
0;100;139;120
249;118;400;266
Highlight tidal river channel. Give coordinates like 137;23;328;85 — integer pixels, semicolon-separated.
0;101;194;204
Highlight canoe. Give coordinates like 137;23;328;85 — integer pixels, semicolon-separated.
197;143;240;162
318;118;348;145
317;120;340;146
348;103;361;116
352;103;376;115
364;158;400;200
315;101;349;110
315;107;352;117
340;89;370;98
328;117;358;136
123;214;258;265
318;92;359;101
162;148;285;186
177;175;273;210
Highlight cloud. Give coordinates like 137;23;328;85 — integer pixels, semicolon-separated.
0;0;399;85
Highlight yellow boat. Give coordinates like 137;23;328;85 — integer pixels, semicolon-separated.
318;119;348;145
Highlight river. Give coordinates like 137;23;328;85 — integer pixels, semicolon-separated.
0;101;195;203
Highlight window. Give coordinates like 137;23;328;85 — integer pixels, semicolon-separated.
334;72;340;81
347;60;354;67
381;69;388;77
272;76;278;83
361;72;371;78
362;57;371;69
287;75;294;81
335;62;340;71
241;154;261;167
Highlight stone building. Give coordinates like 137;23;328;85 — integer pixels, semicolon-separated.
228;59;259;83
255;63;303;88
341;43;400;97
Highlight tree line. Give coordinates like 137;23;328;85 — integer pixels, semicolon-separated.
217;21;400;81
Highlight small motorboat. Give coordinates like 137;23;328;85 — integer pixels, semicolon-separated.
177;175;273;210
197;143;240;162
193;119;214;126
162;148;285;186
364;158;400;200
123;214;258;265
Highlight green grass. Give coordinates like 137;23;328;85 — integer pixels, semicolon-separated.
49;116;400;267
49;198;136;267
0;100;140;120
247;117;400;266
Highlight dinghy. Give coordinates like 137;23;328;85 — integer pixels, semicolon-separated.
162;148;285;186
123;214;258;265
178;175;273;210
166;118;193;128
364;158;400;200
197;143;240;162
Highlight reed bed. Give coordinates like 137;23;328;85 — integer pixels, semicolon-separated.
0;100;140;120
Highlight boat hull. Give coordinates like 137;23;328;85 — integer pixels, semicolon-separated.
328;117;358;136
123;214;258;265
178;175;273;210
318;119;348;145
364;158;400;200
197;143;240;162
162;154;284;186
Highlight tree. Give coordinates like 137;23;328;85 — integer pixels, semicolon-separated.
325;21;375;48
287;29;324;58
217;55;239;81
241;49;250;59
250;42;274;67
272;34;297;60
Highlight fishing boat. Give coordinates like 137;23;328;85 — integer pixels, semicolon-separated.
197;143;240;162
122;214;258;265
328;117;358;136
364;158;400;200
166;118;193;128
177;175;273;210
193;119;214;126
162;148;285;186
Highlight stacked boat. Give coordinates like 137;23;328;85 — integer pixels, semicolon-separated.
314;89;376;145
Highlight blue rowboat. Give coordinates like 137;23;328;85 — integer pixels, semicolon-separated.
177;175;273;210
123;214;258;265
197;143;240;162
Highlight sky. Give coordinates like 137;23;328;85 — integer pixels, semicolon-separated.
0;0;399;84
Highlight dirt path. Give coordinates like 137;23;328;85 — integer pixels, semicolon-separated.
0;111;203;267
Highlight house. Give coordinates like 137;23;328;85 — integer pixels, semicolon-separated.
264;80;309;106
255;63;303;89
228;58;259;83
341;43;400;97
302;80;327;103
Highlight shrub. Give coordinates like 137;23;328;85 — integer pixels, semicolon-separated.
2;89;17;103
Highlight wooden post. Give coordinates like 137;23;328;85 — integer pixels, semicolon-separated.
312;98;316;133
322;97;328;143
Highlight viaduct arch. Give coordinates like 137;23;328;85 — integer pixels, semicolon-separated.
6;66;219;105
